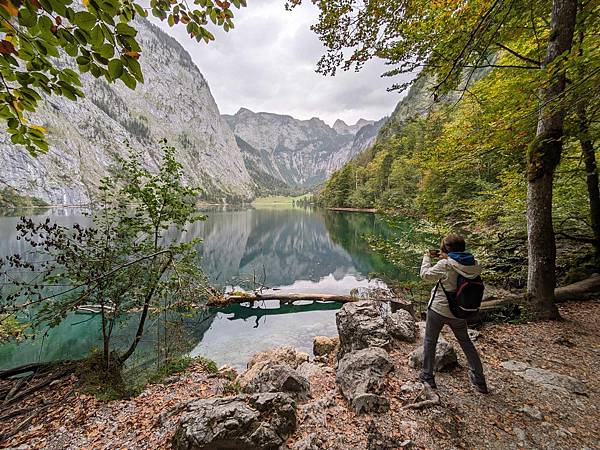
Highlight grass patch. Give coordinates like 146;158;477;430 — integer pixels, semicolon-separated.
77;351;128;401
76;353;221;401
223;380;242;395
0;187;48;209
252;193;312;207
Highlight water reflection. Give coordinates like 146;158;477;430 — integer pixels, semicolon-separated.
0;207;407;369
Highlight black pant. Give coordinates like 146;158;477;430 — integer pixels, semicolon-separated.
421;309;486;384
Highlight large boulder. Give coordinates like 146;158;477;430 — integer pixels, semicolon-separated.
385;309;417;343
336;347;395;413
312;336;339;357
501;360;587;395
336;301;417;358
408;340;458;372
172;393;296;450
243;363;310;401
237;347;309;390
336;301;391;357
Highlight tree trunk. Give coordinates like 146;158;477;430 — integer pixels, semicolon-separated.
526;0;577;320
577;102;600;258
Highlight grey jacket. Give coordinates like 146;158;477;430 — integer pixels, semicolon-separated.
420;255;482;318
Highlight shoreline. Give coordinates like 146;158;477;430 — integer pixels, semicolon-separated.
327;207;377;213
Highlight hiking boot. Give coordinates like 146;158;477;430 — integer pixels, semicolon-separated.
418;373;438;389
469;372;488;394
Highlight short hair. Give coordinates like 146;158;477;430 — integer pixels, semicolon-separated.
441;234;466;253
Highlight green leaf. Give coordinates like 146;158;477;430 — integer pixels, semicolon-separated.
99;43;114;59
108;58;123;80
18;8;37;27
73;11;97;31
120;70;136;89
116;23;137;37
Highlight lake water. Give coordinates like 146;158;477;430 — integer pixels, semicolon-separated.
0;207;418;369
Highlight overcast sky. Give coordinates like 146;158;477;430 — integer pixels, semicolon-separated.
152;0;411;126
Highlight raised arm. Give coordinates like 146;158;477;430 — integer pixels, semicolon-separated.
420;254;449;282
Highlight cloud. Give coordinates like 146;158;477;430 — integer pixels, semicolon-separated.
151;0;412;125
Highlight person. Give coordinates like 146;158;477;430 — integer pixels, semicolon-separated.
419;234;488;393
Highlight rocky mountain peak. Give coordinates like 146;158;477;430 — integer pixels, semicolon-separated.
333;118;376;136
224;109;385;189
0;17;254;206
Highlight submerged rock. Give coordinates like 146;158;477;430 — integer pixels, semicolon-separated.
336;347;394;413
501;360;587;395
408;340;458;372
172;392;296;450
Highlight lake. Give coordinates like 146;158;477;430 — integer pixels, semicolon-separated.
0;206;419;370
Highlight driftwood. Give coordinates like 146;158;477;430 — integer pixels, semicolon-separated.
0;361;64;380
1;370;69;408
403;384;441;410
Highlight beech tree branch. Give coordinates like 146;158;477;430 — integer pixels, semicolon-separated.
495;42;541;67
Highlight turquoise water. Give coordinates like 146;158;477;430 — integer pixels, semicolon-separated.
0;207;417;369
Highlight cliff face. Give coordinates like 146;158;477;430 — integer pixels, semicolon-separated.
224;108;384;189
0;18;254;206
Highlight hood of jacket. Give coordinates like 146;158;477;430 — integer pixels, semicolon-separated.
448;256;482;279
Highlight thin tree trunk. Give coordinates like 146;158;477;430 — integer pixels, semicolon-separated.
119;256;172;363
526;0;577;320
577;105;600;257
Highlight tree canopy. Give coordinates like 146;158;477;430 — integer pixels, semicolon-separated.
0;0;246;155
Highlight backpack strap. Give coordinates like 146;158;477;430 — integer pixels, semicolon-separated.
427;280;441;310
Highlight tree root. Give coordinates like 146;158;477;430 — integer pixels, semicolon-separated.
0;388;74;442
403;385;441;410
1;370;69;409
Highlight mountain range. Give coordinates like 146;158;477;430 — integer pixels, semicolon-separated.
224;109;384;192
0;18;384;206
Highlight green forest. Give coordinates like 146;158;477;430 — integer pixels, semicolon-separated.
316;0;599;318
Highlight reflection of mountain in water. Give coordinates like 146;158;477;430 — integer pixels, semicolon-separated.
194;208;401;288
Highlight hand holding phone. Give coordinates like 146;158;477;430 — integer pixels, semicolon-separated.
428;249;441;258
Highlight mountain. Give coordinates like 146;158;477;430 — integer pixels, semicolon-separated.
223;108;384;189
0;18;254;206
332;118;374;135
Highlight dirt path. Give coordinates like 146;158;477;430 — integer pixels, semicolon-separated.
2;300;599;449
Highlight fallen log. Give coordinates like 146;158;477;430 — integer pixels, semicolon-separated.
555;273;600;301
208;292;358;307
208;274;600;310
0;362;60;380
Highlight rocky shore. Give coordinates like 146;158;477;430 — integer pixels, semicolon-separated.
2;300;599;449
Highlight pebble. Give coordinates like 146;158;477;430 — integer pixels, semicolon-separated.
517;405;543;420
556;428;572;438
512;427;527;442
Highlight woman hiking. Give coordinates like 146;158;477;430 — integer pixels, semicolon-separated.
419;234;488;393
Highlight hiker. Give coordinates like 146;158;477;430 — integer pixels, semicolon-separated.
419;234;488;393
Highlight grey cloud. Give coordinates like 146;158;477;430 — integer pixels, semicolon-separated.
151;0;411;125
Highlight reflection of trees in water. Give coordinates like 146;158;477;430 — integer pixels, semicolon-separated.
218;301;342;328
320;211;411;281
0;307;216;370
196;209;369;287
